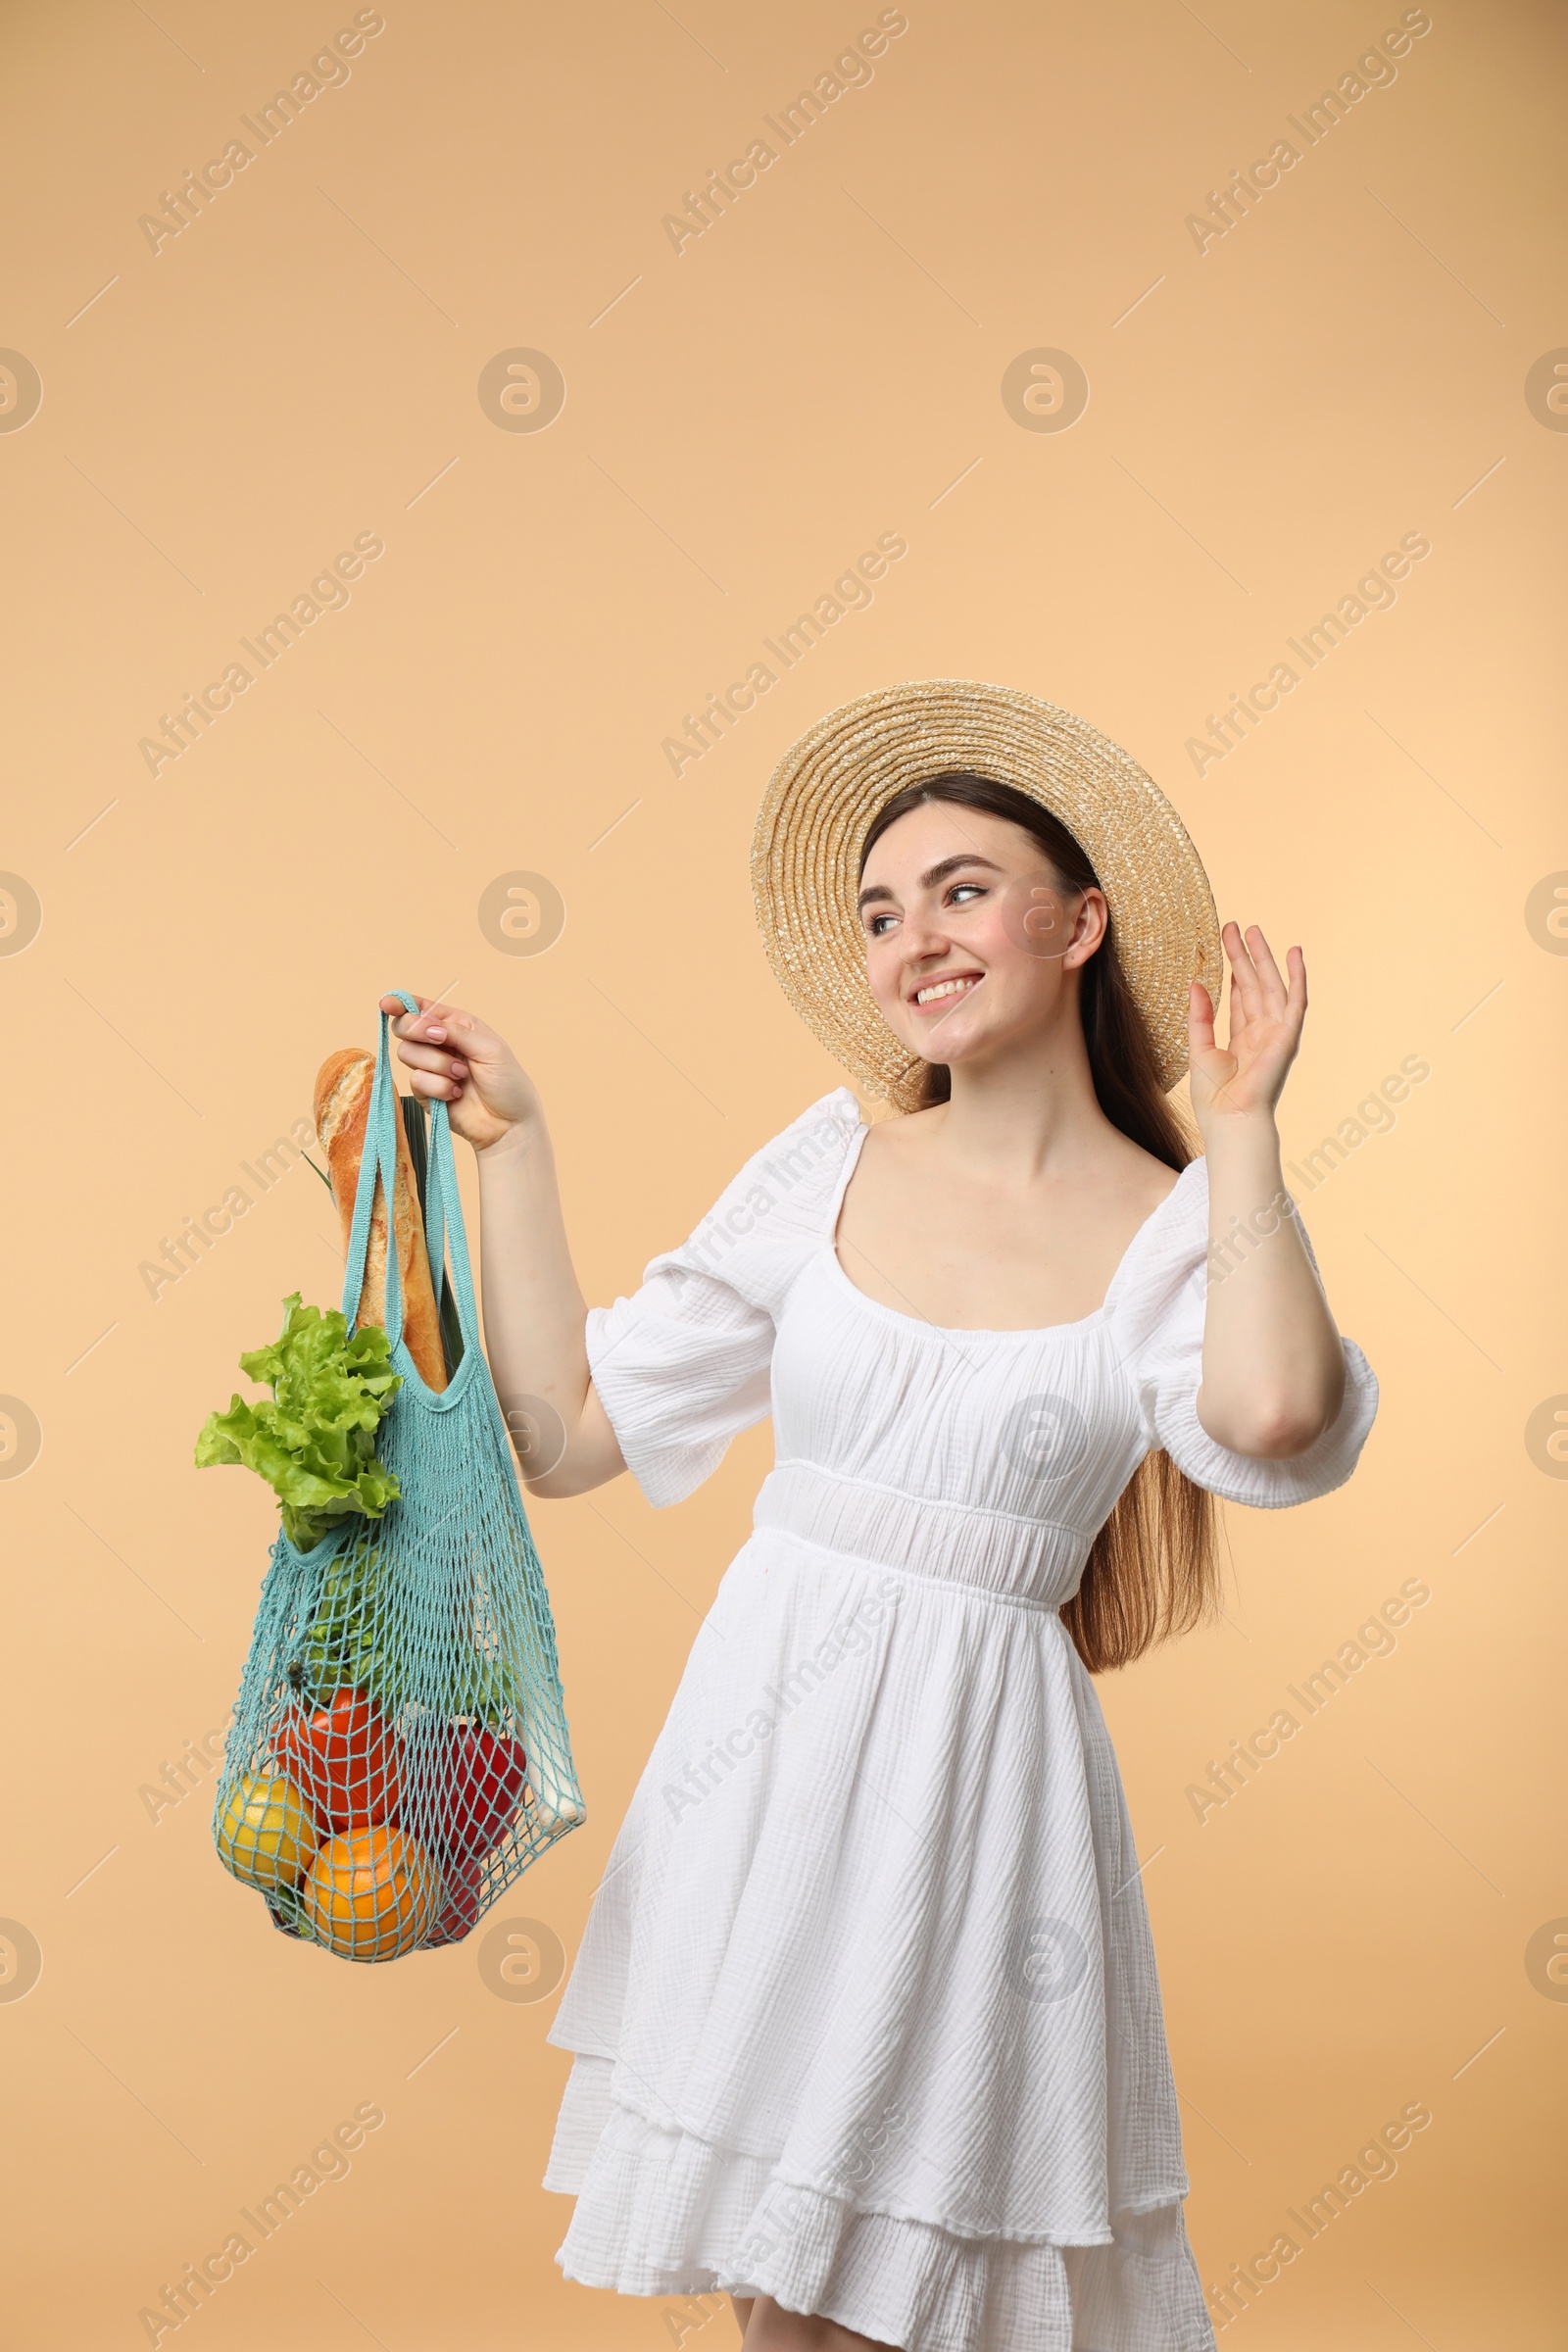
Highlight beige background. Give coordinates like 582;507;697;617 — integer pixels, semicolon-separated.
2;0;1564;2344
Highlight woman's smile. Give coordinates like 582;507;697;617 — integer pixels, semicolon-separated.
911;971;984;1010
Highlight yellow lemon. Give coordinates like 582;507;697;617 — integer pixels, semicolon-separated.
217;1771;318;1891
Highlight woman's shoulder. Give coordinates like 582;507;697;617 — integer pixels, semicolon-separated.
668;1088;865;1282
1102;1152;1210;1325
746;1087;866;1196
1103;1151;1346;1338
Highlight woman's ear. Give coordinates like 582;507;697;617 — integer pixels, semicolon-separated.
1060;887;1109;971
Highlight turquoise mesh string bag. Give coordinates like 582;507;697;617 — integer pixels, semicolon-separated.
211;990;585;1959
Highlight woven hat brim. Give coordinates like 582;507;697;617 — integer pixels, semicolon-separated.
751;678;1219;1109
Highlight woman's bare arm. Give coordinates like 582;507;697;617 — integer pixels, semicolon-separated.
380;995;625;1497
1186;927;1348;1457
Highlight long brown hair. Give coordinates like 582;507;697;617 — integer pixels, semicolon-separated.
858;771;1221;1674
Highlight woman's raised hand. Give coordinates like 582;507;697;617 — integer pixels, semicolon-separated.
378;995;539;1154
1186;922;1306;1132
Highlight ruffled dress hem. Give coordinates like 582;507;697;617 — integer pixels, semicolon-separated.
545;2053;1217;2352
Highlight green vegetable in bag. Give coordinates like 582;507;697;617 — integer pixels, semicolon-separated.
195;1293;402;1551
299;1539;526;1728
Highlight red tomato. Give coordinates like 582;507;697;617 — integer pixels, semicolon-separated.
433;1722;527;1863
276;1688;400;1832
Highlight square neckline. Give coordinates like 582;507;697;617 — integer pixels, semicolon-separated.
823;1111;1203;1343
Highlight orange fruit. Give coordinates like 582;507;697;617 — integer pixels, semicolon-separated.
217;1772;318;1891
303;1826;438;1962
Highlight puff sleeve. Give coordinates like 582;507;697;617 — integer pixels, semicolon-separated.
1110;1158;1379;1508
585;1090;863;1507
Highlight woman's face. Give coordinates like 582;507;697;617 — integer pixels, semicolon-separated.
857;801;1107;1076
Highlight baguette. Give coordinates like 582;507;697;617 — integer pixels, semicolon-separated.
314;1049;449;1392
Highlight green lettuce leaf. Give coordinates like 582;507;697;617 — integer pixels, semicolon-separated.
195;1293;402;1550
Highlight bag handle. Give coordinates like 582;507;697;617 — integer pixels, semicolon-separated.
341;991;481;1366
418;1076;482;1355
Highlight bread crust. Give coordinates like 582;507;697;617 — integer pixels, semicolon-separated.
314;1048;449;1392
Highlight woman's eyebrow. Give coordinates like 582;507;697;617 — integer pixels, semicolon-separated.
858;853;1004;914
920;854;1003;889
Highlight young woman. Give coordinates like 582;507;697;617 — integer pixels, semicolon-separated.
384;681;1377;2352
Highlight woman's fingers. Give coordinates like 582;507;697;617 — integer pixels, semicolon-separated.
386;1002;482;1070
1188;978;1218;1058
1231;926;1307;1061
1223;922;1307;1045
379;992;445;1039
397;1039;468;1089
380;995;501;1057
1245;924;1292;1019
1220;924;1252;1028
1265;943;1308;1060
1221;919;1263;1028
381;994;465;1043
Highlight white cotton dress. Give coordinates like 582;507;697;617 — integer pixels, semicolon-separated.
543;1090;1378;2352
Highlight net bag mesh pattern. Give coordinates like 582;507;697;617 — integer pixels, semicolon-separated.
211;991;584;1959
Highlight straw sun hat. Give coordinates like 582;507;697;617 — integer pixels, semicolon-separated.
751;678;1221;1113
